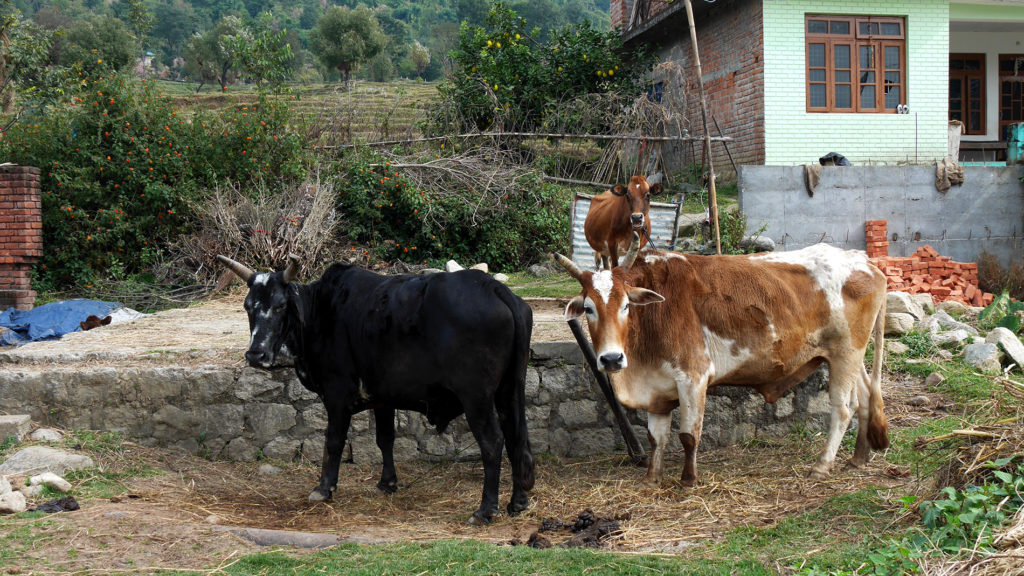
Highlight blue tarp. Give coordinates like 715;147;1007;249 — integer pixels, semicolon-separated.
0;299;119;346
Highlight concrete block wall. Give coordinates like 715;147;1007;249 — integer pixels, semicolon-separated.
0;165;42;311
762;0;949;165
739;165;1024;267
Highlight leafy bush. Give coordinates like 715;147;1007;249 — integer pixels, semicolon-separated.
429;2;652;133
977;291;1024;333
0;72;308;289
338;152;569;271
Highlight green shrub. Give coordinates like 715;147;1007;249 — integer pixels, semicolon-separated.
0;72;308;289
338;152;569;271
429;2;652;133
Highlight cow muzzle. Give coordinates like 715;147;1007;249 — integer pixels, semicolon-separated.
630;213;645;229
598;351;626;372
245;349;274;368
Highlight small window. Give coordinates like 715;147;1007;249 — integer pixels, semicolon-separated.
806;15;906;113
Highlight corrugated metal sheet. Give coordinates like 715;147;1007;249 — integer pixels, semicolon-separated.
570;193;682;268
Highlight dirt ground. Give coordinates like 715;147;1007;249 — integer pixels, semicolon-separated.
0;372;945;574
0;292;573;368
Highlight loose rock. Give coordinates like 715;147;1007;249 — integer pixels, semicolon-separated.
986;327;1024;370
29;472;72;493
0;490;27;514
28;429;63;443
963;343;1003;374
0;446;94;477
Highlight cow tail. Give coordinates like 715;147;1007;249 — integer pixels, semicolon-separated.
497;287;535;491
866;292;889;451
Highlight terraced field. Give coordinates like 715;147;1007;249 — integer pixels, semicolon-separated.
156;79;440;145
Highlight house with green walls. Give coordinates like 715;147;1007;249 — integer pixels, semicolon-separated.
609;0;1024;175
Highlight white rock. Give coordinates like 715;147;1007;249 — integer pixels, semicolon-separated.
0;446;95;476
887;292;927;321
470;263;489;273
493;273;509;283
884;313;916;336
0;475;9;496
28;429;63;443
920;310;978;336
0;491;26;514
986;327;1024;370
910;293;936;315
257;464;281;476
19;485;43;498
931;329;972;347
886;340;910;355
445;260;464;273
29;472;72;493
963;343;1003;374
938;300;970;317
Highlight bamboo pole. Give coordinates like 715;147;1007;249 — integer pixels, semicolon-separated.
316;131;733;150
683;0;722;255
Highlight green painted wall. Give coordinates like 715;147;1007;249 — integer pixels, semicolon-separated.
762;0;949;165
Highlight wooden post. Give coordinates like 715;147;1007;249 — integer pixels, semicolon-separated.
683;0;722;255
567;318;649;467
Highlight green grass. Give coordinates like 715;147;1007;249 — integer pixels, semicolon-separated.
505;271;579;299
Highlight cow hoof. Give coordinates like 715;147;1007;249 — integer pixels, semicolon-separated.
467;511;493;526
507;496;530;517
308;488;332;502
808;469;829;480
377;480;398;494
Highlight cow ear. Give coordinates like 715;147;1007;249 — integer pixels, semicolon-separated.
564;295;586;319
650;183;662;196
626;287;664;305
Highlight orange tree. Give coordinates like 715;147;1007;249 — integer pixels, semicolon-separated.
430;1;653;133
0;72;307;289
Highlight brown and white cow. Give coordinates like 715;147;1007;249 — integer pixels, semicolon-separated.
554;237;889;485
584;175;661;270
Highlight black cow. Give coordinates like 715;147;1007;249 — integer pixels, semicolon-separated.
218;255;535;524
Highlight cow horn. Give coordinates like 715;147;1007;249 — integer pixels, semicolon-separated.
216;255;254;283
283;254;300;284
620;233;642;271
552;253;584;280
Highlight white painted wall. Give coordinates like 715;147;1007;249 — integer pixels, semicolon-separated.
950;30;1024;141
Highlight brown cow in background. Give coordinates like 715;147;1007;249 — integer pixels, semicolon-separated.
584;175;661;269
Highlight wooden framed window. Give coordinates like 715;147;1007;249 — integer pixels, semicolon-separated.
999;54;1024;139
949;54;986;135
806;15;906;113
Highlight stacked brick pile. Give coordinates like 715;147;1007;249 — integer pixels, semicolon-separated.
0;165;42;311
865;220;992;307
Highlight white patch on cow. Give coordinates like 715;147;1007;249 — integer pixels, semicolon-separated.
701;326;752;381
609;361;680;409
253;273;270;286
753;244;871;311
643;252;686;264
592;270;614;304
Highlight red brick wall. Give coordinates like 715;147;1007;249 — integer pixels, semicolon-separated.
682;0;765;180
0;165;42;310
633;0;765;181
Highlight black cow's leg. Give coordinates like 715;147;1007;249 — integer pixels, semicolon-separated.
310;408;352;502
463;400;504;525
374;407;398;493
496;388;534;516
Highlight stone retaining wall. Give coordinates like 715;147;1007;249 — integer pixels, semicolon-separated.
0;343;832;463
